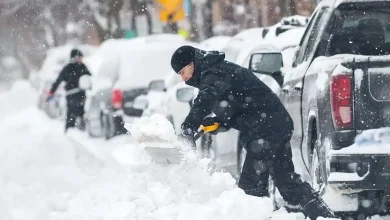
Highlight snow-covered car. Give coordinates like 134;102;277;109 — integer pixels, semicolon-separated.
220;15;308;64
135;70;182;119
198;36;232;51
221;28;267;63
85;35;192;139
132;79;198;134
82;52;102;117
262;15;309;41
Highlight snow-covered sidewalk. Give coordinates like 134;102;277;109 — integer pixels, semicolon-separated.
0;81;386;220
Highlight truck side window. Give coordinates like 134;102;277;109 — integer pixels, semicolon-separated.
303;8;329;62
326;5;390;56
293;10;320;66
294;8;327;66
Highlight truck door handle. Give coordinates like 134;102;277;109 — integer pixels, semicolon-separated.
294;86;302;91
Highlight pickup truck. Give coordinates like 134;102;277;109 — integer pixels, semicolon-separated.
249;0;390;215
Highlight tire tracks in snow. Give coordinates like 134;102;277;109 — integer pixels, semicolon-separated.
66;131;125;176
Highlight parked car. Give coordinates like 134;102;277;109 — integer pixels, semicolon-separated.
262;15;309;41
222;28;267;63
85;36;193;139
251;0;390;215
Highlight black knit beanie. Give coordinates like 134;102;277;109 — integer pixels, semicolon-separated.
171;45;196;73
70;49;83;58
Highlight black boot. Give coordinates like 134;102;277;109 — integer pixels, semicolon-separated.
299;190;336;219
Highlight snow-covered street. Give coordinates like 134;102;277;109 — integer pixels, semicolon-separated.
0;81;321;220
4;0;390;219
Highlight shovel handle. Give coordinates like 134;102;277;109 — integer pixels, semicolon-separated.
200;123;219;133
194;123;219;141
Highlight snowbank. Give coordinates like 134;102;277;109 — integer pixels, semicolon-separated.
126;114;177;144
0;80;37;123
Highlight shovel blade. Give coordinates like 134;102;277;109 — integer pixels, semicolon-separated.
144;146;183;164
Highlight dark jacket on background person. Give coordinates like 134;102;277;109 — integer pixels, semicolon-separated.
50;61;91;100
181;49;293;146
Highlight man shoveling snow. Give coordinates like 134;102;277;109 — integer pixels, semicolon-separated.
169;45;336;220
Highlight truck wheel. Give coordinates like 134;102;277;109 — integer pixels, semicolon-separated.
269;176;279;211
311;147;324;193
102;114;115;140
237;141;247;177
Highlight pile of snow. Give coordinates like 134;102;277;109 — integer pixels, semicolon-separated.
355;128;390;146
126;114;177;144
0;81;36;122
331;128;390;155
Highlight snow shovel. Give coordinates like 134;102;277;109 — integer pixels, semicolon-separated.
144;123;219;165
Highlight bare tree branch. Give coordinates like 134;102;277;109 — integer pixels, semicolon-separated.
0;3;23;17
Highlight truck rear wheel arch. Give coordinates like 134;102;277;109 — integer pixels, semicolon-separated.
307;117;318;165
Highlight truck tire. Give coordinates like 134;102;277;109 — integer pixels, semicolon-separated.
311;147;322;192
103;113;115;140
237;139;246;177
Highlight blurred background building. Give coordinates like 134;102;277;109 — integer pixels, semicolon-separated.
0;0;321;81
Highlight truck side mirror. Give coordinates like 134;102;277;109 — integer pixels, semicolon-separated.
249;52;284;87
176;88;194;107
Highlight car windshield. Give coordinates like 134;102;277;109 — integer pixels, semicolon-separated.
327;4;390;56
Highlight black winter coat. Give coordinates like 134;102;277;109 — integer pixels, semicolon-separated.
50;62;91;100
182;49;293;146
